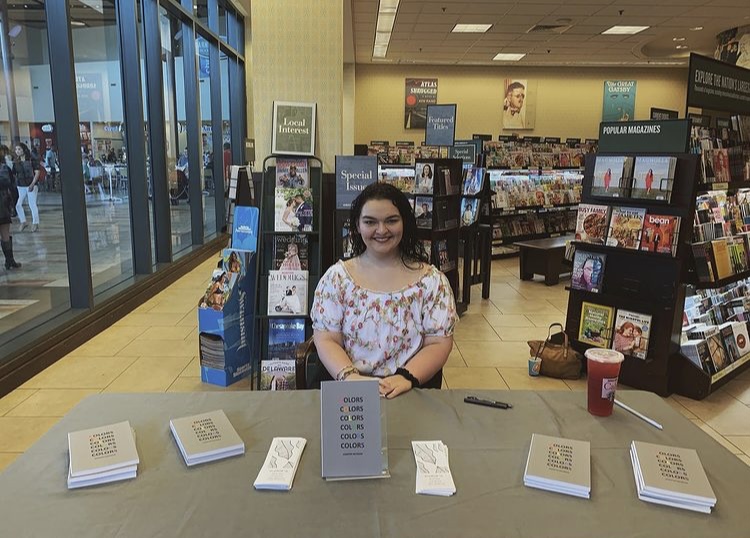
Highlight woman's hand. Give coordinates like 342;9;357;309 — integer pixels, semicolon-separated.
379;374;412;399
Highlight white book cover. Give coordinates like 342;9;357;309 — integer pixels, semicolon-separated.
68;421;139;478
412;440;456;497
253;437;307;491
169;410;245;467
523;433;590;498
268;270;308;316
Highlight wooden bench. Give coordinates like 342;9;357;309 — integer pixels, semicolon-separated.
515;235;574;286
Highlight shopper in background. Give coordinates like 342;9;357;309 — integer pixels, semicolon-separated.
223;142;231;188
45;145;58;191
0;145;21;269
311;182;457;398
14;142;41;233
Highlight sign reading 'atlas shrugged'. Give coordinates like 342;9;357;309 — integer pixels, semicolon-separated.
425;104;457;147
687;53;750;115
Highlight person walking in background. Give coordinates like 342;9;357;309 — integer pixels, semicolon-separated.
45;145;58;191
0;145;21;269
14;142;41;233
223;142;232;188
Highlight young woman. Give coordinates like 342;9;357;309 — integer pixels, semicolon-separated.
0;145;21;269
311;182;457;399
13;143;41;232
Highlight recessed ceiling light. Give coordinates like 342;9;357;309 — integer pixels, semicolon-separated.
373;44;388;58
71;20;86;27
601;25;649;35
675;45;688;50
672;37;685;42
493;53;526;61
690;26;703;31
452;24;492;33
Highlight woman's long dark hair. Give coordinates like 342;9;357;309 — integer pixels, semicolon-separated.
349;182;429;268
15;142;32;162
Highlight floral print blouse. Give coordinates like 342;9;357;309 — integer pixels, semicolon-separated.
311;261;457;377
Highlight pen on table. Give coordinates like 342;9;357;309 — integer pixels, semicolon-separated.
464;395;513;410
614;398;663;430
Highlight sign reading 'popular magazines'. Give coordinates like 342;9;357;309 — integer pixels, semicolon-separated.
425;104;457;147
335;155;377;210
687;53;750;115
598;119;690;154
271;101;316;156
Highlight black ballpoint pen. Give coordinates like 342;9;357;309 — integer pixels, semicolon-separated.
464;395;513;409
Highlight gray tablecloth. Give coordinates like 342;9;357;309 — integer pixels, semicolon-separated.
0;390;748;538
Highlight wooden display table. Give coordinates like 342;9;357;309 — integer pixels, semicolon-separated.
516;235;573;285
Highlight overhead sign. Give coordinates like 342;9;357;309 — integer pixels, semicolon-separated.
650;108;679;120
687;53;750;115
335;155;377;210
448;142;476;164
424;104;457;147
598;119;690;154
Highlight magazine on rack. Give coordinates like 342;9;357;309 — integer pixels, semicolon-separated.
630;156;676;201
574;204;610;245
606;206;646;250
591;155;633;198
275;158;309;188
268;271;309;316
611;309;651;360
273;234;309;271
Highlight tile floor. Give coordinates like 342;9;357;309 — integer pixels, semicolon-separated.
2;256;750;471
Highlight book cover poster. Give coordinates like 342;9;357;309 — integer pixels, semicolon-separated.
268;270;308;316
415;196;433;229
631;156;676;201
273;234;309;271
414;161;434;194
602;80;636;122
462;167;485;195
260;360;296;390
274;188;313;232
612;309;651;359
578;302;615;348
379;166;416;194
271;101;316;156
502;79;536;130
591;155;632;198
641;214;681;255
404;78;438;129
335;155;377;210
275;159;309;188
461;197;480;227
425;104;457;147
571;251;606;293
607;206;646;249
575;203;610;245
268;318;306;361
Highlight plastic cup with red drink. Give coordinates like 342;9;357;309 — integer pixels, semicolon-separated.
585;348;624;417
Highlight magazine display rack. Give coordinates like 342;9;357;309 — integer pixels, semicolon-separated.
254;155;324;391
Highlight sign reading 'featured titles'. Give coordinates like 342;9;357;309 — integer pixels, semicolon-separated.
404;78;438;129
425;104;457;147
602;80;637;122
335;155;377;210
687;53;750;115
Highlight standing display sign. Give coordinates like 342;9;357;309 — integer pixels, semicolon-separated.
425;104;457;147
271;101;316;156
650;108;678;120
320;379;388;480
598;119;690;154
687;53;750;115
335;155;377;210
448;140;477;164
404;78;438;129
602;80;637;122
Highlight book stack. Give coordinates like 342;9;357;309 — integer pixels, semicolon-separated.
169;409;245;466
630;440;717;513
253;437;307;491
523;433;590;499
412;440;456;496
67;420;139;489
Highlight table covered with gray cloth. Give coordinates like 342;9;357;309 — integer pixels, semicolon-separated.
0;390;748;537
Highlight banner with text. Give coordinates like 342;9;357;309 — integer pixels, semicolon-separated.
425;104;457;147
405;78;438;129
598;119;690;154
650;108;678;120
602;80;637;122
271;101;316;156
687;53;750;115
335;155;377;210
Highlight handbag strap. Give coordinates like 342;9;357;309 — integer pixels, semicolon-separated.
535;323;568;360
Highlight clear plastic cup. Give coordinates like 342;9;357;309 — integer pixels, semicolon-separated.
585;348;625;416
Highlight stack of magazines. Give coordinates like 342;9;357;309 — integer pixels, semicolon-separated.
630;440;717;513
67;421;139;489
199;333;225;370
523;433;591;499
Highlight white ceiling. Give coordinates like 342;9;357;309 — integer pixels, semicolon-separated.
349;0;750;66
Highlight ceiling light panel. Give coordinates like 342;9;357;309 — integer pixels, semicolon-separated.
378;0;399;14
376;13;395;33
601;26;650;35
452;24;492;33
493;53;526;61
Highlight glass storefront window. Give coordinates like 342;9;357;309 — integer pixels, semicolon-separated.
218;3;227;42
197;35;216;239
220;50;232;187
195;0;209;28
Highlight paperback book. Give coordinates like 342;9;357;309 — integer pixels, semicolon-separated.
574;204;610;245
462;167;485;195
68;420;140;489
268;270;309;316
439;165;461;195
460;197;480;227
415;161;435;194
578;301;615;348
706;333;730;373
273;234;309;271
435;197;459;230
415;196;433;229
523;433;591;499
591;155;633;198
275;158;309;188
378;166;416;194
169;410;245;466
640;213;681;256
437;239;457;272
680;339;716;375
630;156;677;201
254;437;307;490
612;309;651;360
268;318;306;361
274;188;314;232
571;251;606;293
606;206;646;249
260;359;297;390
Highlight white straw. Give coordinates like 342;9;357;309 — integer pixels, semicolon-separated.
614;399;664;430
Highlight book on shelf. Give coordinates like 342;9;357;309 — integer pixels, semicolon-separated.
274;187;314;232
680;339;716;375
591;155;634;198
640;213;680;256
275;158;309;188
710;239;734;280
378;166;416;194
719;322;741;363
260;359;297;390
68;420;139;489
460;197;480;227
523;433;591;499
268;318;306;361
435;197;459;230
630;156;677;201
437;239;457;272
606;206;646;250
731;321;750;357
578;301;615;348
575;203;610;245
273;234;309;271
630;440;716;513
268;270;309;316
691;242;716;283
415;161;435;194
415;196;433;229
439;165;461;195
169;410;245;466
462;166;485;195
706;332;730;373
571;250;606;293
612;309;651;360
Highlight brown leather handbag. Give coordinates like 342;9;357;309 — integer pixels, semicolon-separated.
527;323;583;380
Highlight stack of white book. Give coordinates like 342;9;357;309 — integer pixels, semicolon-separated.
630;440;717;513
169;409;245;466
67;420;139;489
412;440;456;496
253;437;307;491
523;433;591;499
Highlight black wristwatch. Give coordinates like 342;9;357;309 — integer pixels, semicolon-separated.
396;367;420;388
